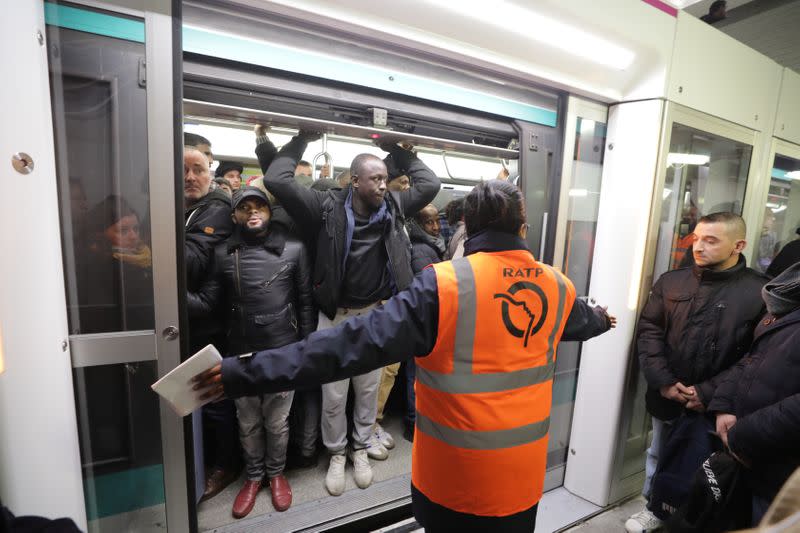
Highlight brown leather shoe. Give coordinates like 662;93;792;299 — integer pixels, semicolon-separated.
202;467;240;502
232;479;262;519
269;474;292;512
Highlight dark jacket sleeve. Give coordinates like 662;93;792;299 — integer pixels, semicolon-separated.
706;357;749;414
185;202;233;288
187;247;223;318
391;153;441;217
262;136;326;233
294;241;317;338
561;299;612;342
411;243;439;274
255;135;278;175
221;268;440;397
637;278;680;389
728;392;800;461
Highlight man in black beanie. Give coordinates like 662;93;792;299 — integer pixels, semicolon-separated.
215;160;245;192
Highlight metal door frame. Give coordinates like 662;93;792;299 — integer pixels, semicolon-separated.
45;1;192;531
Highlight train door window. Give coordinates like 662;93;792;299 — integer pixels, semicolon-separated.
653;123;752;279
755;145;800;276
550;97;608;489
46;4;185;531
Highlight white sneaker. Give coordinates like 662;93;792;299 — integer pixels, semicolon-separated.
325;454;346;496
624;509;663;533
374;423;395;450
366;434;389;460
348;448;373;489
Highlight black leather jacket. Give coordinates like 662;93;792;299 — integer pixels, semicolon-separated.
637;257;767;420
263;136;440;319
188;226;316;355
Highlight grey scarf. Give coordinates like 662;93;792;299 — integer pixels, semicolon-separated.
762;260;800;316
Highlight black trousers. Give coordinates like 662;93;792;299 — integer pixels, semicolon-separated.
411;484;538;533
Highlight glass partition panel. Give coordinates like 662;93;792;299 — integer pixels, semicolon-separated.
614;120;752;494
755;153;800;276
47;13;165;531
653;123;751;279
550;116;607;476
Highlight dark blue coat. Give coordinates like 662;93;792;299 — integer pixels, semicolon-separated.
708;307;800;500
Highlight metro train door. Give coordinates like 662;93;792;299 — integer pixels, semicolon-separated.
609;103;760;502
45;2;192;532
550;96;609;490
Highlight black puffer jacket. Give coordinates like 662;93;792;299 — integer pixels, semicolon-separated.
185;189;233;290
708;308;800;500
263;135;440;319
408;221;444;274
637;257;767;420
187;226;316;355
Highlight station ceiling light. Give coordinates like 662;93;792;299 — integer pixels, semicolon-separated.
786;170;800;180
667;153;710;166
424;0;635;70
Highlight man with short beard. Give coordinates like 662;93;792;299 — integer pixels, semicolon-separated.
189;187;315;517
184;148;237;501
626;212;768;533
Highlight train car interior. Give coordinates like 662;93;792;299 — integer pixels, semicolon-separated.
4;0;800;532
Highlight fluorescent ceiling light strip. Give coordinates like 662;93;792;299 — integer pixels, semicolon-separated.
425;0;635;70
667;153;710;166
786;170;800;180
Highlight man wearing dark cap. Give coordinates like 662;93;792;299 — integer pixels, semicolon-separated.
189;186;316;517
215;160;245;191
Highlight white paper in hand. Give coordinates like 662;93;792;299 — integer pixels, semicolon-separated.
151;344;223;416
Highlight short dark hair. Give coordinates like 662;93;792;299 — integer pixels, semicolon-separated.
445;198;465;226
296;160;312;168
350;153;382;177
464;180;525;237
697;211;746;239
184;132;211;148
413;204;439;224
709;0;726;13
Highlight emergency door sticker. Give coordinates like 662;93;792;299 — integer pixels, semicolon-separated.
494;281;548;348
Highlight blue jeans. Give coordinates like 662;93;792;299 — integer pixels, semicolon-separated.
643;417;669;501
751;494;771;526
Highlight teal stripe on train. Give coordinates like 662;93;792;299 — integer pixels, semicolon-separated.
43;3;559;126
44;2;145;43
83;464;165;520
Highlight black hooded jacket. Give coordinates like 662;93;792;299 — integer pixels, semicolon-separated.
408;220;444;274
708;308;800;500
263;136;440;319
637;257;767;420
187;225;316;355
185;189;233;290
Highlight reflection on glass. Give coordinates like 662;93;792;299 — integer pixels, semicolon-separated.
655;123;751;278
756;154;800;276
48;18;165;532
615;121;752;487
549;117;607;473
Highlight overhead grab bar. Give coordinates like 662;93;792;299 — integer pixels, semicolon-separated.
311;134;333;181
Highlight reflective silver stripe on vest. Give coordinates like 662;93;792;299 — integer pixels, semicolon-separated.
416;413;550;450
416;362;555;394
541;264;567;365
451;258;477;374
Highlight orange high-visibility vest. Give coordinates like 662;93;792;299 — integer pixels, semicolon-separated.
412;250;576;517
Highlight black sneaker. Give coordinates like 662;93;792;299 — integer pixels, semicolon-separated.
286;451;318;470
